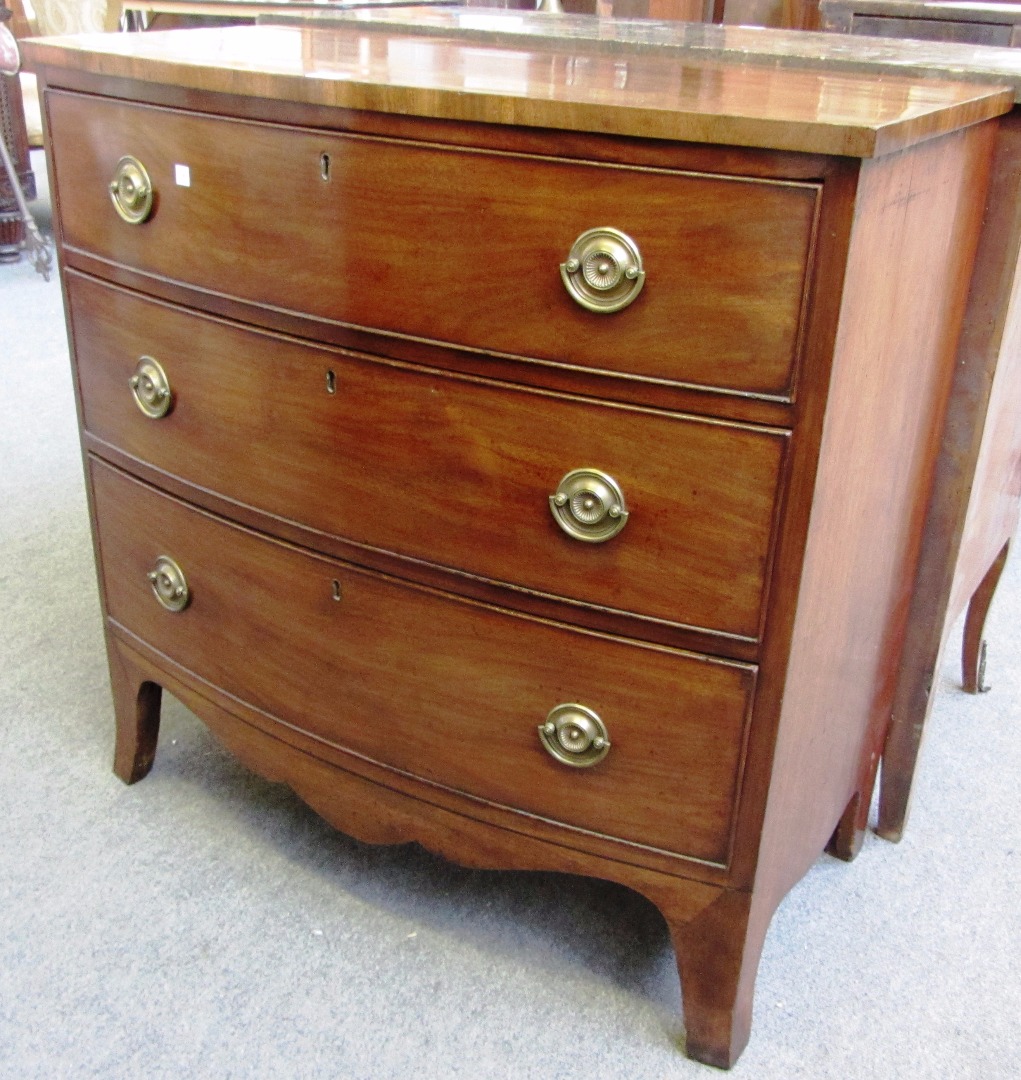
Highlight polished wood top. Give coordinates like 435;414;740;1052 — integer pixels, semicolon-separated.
117;0;462;18
22;22;1013;156
116;0;711;19
288;7;1021;98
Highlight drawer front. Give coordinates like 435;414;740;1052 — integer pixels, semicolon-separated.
72;274;788;642
91;460;755;867
50;92;819;400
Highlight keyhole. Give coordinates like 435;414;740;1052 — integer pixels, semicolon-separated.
320;153;331;182
331;579;342;601
326;370;336;394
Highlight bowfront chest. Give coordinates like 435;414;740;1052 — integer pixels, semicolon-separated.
26;22;1012;1067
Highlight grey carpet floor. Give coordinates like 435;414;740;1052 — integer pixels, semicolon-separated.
1;152;1018;1078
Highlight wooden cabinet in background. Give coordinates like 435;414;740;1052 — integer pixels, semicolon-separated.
820;0;1021;45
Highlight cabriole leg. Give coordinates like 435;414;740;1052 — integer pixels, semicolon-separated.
962;541;1009;694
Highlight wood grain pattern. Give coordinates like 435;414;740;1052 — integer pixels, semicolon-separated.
24;24;1014;156
35;25;1011;1067
237;7;1021;102
817;0;1021;848
91;457;758;870
49;98;840;429
755;120;995;888
875;113;1021;839
49;93;819;400
105;622;766;1066
70;272;789;644
105;626;730;917
950;270;1021;619
718;156;863;887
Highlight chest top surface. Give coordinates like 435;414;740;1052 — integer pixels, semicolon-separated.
266;6;1021;99
22;20;1013;155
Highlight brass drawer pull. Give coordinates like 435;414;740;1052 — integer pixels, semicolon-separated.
129;356;172;419
550;468;628;543
560;227;645;313
109;155;154;224
539;704;611;768
147;555;190;612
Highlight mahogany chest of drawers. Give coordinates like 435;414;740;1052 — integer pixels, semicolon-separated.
26;21;1013;1066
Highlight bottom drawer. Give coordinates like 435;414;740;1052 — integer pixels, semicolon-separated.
90;459;756;868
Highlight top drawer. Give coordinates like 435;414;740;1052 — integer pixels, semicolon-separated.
48;92;820;401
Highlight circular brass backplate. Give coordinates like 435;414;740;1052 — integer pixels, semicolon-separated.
129;356;173;419
560;227;645;314
147;555;190;613
538;704;611;768
109;156;154;224
549;468;629;543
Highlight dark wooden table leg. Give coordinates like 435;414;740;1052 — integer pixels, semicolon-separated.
827;747;882;861
878;538;1012;841
109;640;163;784
962;540;1010;693
876;626;943;843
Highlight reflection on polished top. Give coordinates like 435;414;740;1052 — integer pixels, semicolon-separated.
23;19;1013;156
308;5;1021;95
116;0;470;19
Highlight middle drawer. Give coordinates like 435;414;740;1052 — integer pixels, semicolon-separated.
71;273;788;643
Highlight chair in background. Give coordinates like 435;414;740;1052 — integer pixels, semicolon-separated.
1;0;35;260
15;0;115;149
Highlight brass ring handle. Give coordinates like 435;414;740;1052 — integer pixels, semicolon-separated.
147;556;190;612
549;468;629;543
109;156;154;224
538;704;611;768
129;356;173;419
560;227;645;313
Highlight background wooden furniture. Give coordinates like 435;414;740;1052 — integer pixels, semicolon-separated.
25;21;1011;1067
820;0;1021;44
815;0;1021;840
590;0;714;17
720;0;820;29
